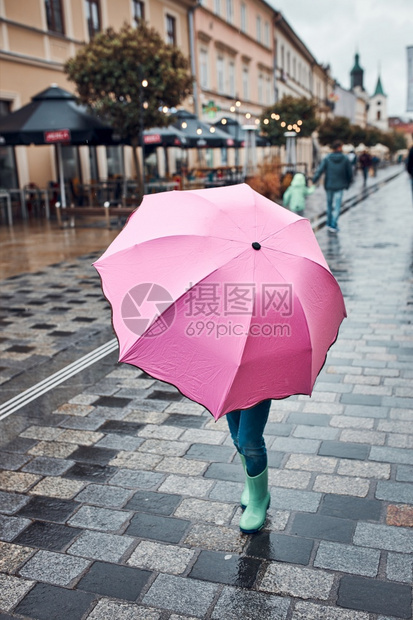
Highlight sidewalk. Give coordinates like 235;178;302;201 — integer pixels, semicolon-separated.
0;172;412;619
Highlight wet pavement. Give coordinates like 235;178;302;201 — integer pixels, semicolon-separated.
0;170;412;620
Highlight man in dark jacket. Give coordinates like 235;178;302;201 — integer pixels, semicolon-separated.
313;140;353;232
407;146;413;200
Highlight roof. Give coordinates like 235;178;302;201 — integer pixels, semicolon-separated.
373;75;386;97
351;53;363;74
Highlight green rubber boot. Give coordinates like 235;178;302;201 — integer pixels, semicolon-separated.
239;465;270;534
239;454;249;509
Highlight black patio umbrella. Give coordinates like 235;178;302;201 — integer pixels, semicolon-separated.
213;117;270;147
0;84;117;207
143;126;188;147
171;109;235;148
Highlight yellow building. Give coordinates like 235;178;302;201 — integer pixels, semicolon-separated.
0;0;194;190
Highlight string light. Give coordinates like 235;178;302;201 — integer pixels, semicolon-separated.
280;121;286;127
210;126;215;133
245;112;251;119
221;118;227;125
142;79;148;88
263;118;269;125
196;128;202;135
181;121;187;129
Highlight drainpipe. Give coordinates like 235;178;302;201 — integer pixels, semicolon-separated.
188;2;201;117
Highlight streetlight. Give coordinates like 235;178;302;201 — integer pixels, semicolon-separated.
138;68;148;195
230;99;242;168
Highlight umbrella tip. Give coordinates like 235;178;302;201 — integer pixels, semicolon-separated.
252;242;261;250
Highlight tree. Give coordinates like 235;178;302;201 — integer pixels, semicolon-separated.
317;116;353;146
364;126;382;147
350;124;367;147
380;129;407;153
259;96;318;146
64;22;193;195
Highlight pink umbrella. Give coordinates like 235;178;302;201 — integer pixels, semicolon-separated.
94;183;346;420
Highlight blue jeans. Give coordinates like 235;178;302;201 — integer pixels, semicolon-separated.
326;190;343;230
226;399;271;477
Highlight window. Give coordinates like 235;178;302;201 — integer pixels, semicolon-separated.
242;65;249;100
280;45;284;70
240;3;247;32
293;57;296;79
228;60;235;97
214;0;221;16
266;75;271;104
165;14;176;45
286;51;290;75
258;73;264;104
377;110;381;120
85;0;101;39
0;100;18;190
264;21;270;47
256;15;261;43
45;0;64;34
106;146;123;177
200;48;209;89
217;56;225;93
226;0;233;23
132;0;145;24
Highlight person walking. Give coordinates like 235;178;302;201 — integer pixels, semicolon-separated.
312;140;353;233
226;399;272;533
282;172;315;215
359;150;372;186
407;145;413;200
347;149;358;177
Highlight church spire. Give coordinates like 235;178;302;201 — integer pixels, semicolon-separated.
374;75;385;96
350;52;364;90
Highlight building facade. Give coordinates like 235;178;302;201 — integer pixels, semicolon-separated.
334;53;388;132
193;0;274;122
0;0;194;189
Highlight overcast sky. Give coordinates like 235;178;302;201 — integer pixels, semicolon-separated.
269;0;413;117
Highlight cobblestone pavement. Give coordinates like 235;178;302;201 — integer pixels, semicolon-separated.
0;171;412;619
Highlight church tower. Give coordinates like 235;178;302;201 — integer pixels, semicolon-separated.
350;53;364;90
350;52;369;127
368;74;388;131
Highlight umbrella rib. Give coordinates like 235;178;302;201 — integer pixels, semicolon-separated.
255;246;314;374
263;246;338;280
259;218;311;247
121;239;254;349
183;185;255;243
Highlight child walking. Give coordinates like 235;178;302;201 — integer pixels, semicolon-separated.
282;172;315;214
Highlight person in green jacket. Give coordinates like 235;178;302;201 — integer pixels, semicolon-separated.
282;172;315;214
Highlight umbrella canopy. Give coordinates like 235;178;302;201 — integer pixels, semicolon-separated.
94;183;346;420
0;84;118;207
143;126;188;148
0;85;116;146
214;117;269;148
171;109;235;148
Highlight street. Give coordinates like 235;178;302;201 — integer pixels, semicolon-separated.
0;171;412;619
